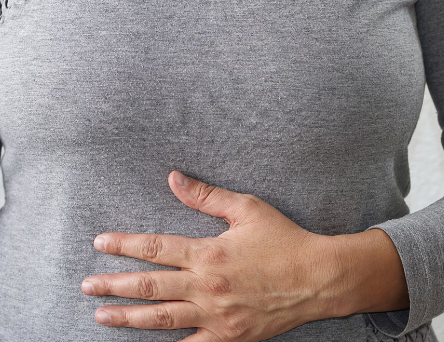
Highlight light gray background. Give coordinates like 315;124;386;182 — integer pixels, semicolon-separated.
0;86;442;339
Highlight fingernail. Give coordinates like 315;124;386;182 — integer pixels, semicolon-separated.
96;310;111;324
94;237;105;251
81;281;94;295
174;171;190;186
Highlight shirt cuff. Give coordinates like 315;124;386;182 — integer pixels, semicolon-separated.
363;199;444;338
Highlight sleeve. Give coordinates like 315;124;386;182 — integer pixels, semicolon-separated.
364;0;444;338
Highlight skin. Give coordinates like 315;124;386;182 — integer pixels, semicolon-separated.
81;170;409;342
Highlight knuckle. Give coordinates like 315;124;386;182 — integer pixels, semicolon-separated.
195;183;217;209
201;275;232;296
241;194;262;210
224;316;248;340
107;237;123;254
198;244;228;265
119;310;131;327
213;297;234;318
98;278;112;295
115;238;123;254
136;274;158;299
140;235;162;261
153;306;174;329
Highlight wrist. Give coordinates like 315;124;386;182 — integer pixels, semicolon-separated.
309;233;355;319
323;229;410;318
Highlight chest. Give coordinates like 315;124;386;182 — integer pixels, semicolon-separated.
0;0;425;163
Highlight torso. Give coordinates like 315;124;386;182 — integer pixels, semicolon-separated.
0;0;428;341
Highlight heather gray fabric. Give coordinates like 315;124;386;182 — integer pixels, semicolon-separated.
0;0;442;341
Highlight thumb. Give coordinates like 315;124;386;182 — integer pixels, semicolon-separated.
167;170;253;225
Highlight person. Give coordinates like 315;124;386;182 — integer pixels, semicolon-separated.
0;0;442;341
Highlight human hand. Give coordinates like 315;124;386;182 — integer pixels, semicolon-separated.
81;170;348;342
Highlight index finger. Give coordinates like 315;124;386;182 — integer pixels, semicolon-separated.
94;232;201;268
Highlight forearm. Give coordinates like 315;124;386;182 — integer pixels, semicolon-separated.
328;229;410;317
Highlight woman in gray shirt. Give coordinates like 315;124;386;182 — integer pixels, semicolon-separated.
0;0;442;341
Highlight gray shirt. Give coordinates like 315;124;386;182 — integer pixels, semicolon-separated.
0;0;443;341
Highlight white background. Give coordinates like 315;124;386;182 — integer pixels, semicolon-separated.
407;87;444;340
0;87;443;339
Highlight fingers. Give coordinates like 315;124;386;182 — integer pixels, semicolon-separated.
94;232;201;268
95;301;206;330
168;170;256;226
82;270;198;301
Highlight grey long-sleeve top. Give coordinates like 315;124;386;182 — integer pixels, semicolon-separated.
0;0;443;341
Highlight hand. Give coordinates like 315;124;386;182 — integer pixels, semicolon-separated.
80;171;366;341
